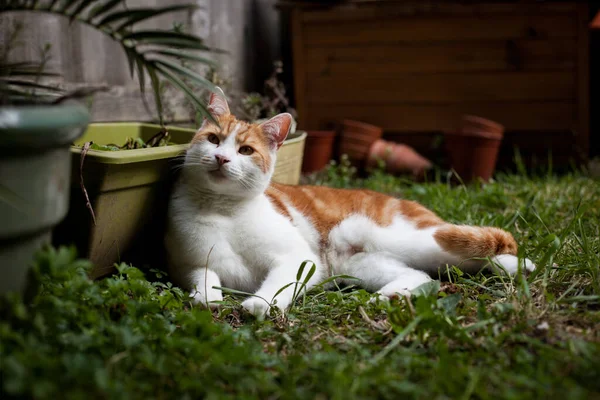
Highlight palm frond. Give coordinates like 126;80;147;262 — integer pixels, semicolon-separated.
2;78;62;92
149;49;218;68
68;0;95;22
154;62;211;122
99;5;198;32
86;0;121;20
121;30;215;51
0;62;60;77
0;0;221;124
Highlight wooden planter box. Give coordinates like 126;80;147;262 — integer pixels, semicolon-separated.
284;1;590;168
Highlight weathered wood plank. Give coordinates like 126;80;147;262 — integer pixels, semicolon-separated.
304;14;577;45
306;102;576;132
301;2;578;23
306;72;575;104
305;39;576;76
576;3;590;159
291;8;308;130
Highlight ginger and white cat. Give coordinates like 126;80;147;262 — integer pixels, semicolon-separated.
165;88;535;317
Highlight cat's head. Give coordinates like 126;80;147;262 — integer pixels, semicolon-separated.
183;87;292;197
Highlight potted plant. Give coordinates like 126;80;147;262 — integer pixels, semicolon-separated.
0;0;220;292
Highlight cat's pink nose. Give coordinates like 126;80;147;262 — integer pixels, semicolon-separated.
215;155;230;166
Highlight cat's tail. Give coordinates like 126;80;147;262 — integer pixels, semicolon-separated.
433;224;518;258
432;224;534;274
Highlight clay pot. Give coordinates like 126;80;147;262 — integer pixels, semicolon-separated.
338;120;383;167
301;130;336;173
591;11;600;29
444;115;504;182
367;139;432;178
461;115;504;137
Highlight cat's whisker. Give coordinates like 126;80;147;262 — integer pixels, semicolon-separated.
265;185;286;196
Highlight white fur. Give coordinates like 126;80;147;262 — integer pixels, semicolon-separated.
166;185;324;316
165;114;535;318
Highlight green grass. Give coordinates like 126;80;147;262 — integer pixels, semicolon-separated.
2;161;600;399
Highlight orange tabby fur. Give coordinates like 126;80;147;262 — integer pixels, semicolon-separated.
194;112;519;260
165;88;532;317
266;184;518;258
192;114;274;173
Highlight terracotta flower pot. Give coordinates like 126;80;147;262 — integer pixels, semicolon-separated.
301;130;336;173
461;115;504;137
445;115;504;182
591;11;600;29
338;120;383;167
367;139;432;178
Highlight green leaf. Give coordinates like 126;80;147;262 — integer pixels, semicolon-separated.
3;79;62;92
271;282;296;303
146;64;164;125
153;58;216;92
114;5;198;32
437;293;462;315
122;31;213;51
97;5;198;28
411;280;440;298
123;47;136;79
295;260;310;283
87;0;122;20
153;62;214;125
135;57;146;94
0;62;60;77
90;143;120;151
301;262;317;287
47;0;61;10
69;0;94;22
150;49;218;68
56;0;80;13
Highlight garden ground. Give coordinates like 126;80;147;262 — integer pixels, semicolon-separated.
1;161;599;399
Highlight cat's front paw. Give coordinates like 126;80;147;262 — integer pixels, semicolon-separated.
242;297;272;318
492;254;536;275
190;287;223;309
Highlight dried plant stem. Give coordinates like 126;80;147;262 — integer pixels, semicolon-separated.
80;141;96;226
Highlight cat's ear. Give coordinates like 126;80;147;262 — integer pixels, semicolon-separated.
260;113;293;150
199;87;230;130
207;87;230;118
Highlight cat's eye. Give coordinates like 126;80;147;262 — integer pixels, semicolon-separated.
239;146;254;155
207;134;220;145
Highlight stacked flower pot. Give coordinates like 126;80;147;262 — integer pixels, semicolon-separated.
444;115;504;182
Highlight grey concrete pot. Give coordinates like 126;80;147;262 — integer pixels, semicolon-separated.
0;104;89;294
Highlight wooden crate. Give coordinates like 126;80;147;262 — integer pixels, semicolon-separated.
287;1;590;166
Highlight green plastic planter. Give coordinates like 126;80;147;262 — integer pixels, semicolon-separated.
0;104;90;294
53;123;307;278
53;123;197;278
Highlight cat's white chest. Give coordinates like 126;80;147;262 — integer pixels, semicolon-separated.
167;193;316;293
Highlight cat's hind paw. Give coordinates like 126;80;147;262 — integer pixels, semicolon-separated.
242;297;273;319
190;287;223;309
368;290;410;305
491;254;536;275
